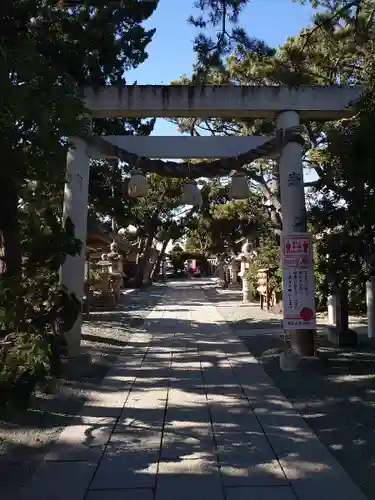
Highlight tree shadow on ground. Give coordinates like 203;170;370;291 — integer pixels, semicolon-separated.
232;317;282;330
2;282;374;499
241;332;375;500
0;287;168;496
2;315;366;499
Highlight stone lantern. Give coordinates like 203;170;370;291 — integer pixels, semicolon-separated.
216;258;227;288
95;255;112;300
107;241;123;305
229;257;240;288
238;240;256;302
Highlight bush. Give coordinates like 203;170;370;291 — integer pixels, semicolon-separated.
0;278;80;410
0;333;60;409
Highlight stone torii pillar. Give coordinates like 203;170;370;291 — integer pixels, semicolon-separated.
277;110;316;357
277;111;306;233
59;137;90;356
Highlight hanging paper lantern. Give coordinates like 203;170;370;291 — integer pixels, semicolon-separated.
128;170;149;198
229;172;250;200
181;180;202;207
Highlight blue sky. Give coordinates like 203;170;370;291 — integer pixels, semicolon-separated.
126;0;316;137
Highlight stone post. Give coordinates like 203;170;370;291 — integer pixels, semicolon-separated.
239;241;252;303
277;110;316;357
327;294;340;326
366;277;375;341
239;258;250;302
59;137;90;356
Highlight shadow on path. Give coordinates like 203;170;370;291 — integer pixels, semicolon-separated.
0;286;167;496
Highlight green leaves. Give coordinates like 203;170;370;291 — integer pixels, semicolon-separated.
189;0;274;78
0;0;158;407
184;178;270;256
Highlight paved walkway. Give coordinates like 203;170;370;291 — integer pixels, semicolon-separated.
13;281;368;500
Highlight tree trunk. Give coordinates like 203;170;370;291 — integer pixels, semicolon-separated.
135;237;145;264
134;215;158;287
141;230;156;285
0;176;22;334
151;238;169;281
0;177;21;282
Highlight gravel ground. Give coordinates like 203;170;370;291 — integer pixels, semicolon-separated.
0;285;166;496
203;284;375;500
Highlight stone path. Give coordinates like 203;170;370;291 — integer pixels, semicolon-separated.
11;280;368;500
1;285;166;498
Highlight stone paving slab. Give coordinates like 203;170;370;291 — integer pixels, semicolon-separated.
90;439;159;490
155;474;223;500
225;485;297;500
86;491;154;500
10;281;369;500
15;461;98;500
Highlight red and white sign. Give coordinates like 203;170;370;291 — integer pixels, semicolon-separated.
283;234;312;259
281;233;316;329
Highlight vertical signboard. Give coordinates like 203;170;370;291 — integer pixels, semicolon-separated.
282;233;316;329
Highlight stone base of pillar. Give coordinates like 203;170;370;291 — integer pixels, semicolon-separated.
328;326;358;347
290;329;316;357
279;350;300;371
64;317;82;357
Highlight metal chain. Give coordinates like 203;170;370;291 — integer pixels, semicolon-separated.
82;126;304;178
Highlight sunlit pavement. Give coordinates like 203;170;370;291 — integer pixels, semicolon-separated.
13;280;368;500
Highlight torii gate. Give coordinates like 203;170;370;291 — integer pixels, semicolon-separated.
61;84;363;355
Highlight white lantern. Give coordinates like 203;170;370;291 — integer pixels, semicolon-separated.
229;172;250;200
128;170;149;198
181;180;202;207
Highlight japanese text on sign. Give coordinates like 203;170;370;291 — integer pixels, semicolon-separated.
282;233;316;329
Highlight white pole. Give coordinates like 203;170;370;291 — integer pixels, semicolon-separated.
327;294;339;326
366;278;375;340
277;110;316;356
60;137;90;356
111;159;117;233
